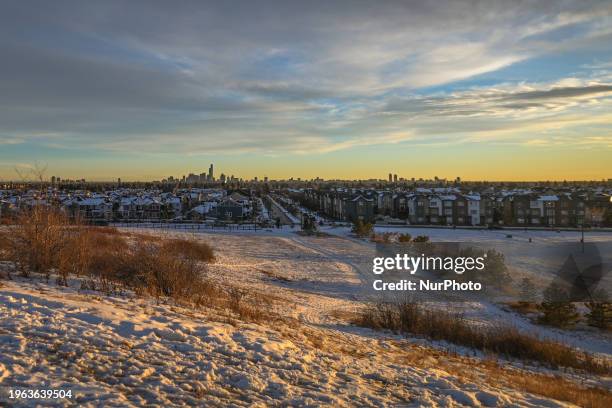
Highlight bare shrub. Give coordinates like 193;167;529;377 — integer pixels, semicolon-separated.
142;242;195;297
355;301;611;374
4;209;217;306
0;232;11;263
56;228;92;285
82;231;131;293
398;233;411;243
3;211;276;320
6;207;72;279
226;287;270;322
352;219;373;238
370;232;392;243
506;301;539;315
160;238;215;262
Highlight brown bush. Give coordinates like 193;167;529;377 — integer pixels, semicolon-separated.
226;287;271;322
398;233;411;242
4;209;218;306
0;231;11;262
3;210;277;323
5;207;73;279
160;238;215;262
356;301;611;375
506;301;540;315
56;228;92;285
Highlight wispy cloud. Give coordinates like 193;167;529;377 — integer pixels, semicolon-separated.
0;0;611;177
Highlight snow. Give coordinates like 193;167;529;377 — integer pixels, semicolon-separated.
1;227;610;406
267;196;300;225
0;278;583;407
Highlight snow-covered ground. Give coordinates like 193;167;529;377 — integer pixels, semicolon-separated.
1;228;610;406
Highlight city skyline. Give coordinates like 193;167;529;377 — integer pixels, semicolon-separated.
1;1;611;181
4;161;612;184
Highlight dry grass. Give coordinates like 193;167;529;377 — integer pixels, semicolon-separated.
462;359;612;408
503;372;611;408
278;322;612;408
506;301;540;315
258;268;293;282
2;208;278;323
355;301;611;375
226;287;273;322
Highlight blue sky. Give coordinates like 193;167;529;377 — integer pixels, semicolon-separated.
0;0;611;181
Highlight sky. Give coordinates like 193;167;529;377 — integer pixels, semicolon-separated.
0;0;611;181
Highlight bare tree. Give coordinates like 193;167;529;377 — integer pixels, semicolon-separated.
14;162;48;193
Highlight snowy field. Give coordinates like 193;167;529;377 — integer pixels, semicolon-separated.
0;227;610;406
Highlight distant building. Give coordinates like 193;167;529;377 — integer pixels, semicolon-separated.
344;195;375;222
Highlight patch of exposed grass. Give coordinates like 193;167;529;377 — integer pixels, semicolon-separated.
355;301;611;375
464;359;612;408
506;301;540;315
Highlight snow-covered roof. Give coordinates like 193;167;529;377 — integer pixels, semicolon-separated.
351;195;374;202
79;198;106;206
538;195;559;201
438;195;457;201
190;202;217;214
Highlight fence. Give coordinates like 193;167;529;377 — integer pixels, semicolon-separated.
110;221;264;232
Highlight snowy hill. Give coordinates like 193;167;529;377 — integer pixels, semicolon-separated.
1;228;610;407
0;279;585;407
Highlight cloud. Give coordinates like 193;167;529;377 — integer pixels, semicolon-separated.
502;84;612;101
0;0;611;159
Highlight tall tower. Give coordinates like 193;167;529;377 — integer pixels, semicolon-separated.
208;163;214;181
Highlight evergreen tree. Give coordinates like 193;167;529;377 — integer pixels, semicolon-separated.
302;215;317;233
539;282;580;328
483;249;511;285
519;277;538;303
585;289;611;330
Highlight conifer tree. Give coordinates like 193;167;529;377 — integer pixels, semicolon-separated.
585;289;611;330
539;282;580;328
519;277;538;303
